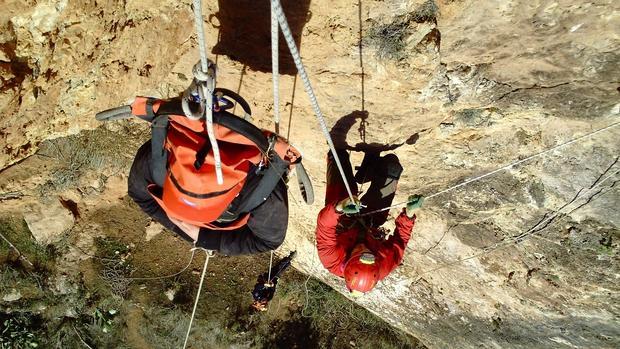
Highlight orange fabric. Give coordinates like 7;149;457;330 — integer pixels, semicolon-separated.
154;114;265;228
262;131;302;165
130;97;162;116
148;184;249;230
138;106;293;230
316;203;415;280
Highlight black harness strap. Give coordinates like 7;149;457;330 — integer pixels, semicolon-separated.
151;115;169;188
145;98;157;119
218;154;289;223
194;141;212;170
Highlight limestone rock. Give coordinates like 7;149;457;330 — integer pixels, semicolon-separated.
23;199;74;244
0;0;618;348
164;288;176;301
145;221;164;242
2;289;22;302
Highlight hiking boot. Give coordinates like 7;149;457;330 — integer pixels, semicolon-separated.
382;153;403;180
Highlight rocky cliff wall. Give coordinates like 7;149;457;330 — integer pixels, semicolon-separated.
1;0;618;348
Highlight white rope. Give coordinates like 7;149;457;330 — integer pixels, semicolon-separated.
271;1;280;134
360;120;620;216
192;0;209;74
191;0;223;185
183;249;212;349
72;325;93;349
413;166;620;280
271;0;356;203
267;250;274;282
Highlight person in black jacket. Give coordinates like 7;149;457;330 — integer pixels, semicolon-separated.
128;141;288;255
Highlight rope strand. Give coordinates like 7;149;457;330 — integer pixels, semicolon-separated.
123;249;196;281
360;120;620;216
267;250;274;282
192;0;209;73
183;249;212;349
191;0;223;184
0;231;33;267
271;0;356;203
412;166;620;281
271;1;280;134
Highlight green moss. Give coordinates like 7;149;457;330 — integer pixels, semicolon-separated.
0;217;56;270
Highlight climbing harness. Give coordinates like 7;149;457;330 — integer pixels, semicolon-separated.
251;250;296;311
183;248;214;349
359;120;620;217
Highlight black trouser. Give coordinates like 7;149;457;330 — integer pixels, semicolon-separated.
325;149;402;227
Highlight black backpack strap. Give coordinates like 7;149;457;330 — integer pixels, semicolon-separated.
151;115;169;187
214;87;252;116
217;152;289;223
194;140;212;170
295;162;314;205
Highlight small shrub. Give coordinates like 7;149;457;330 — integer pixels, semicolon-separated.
411;0;439;23
365;16;412;61
0;313;42;349
36;126;141;194
364;0;439;61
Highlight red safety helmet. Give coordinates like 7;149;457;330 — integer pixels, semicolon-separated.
344;244;380;295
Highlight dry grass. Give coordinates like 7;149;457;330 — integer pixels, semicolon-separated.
364;0;438;61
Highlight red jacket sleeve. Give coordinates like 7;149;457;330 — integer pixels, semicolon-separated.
316;202;348;277
375;209;415;280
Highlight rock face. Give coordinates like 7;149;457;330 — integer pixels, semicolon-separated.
23;199;74;245
1;0;618;348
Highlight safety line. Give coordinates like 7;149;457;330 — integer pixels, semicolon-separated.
0;231;33;267
360;120;620;216
267;250;274;282
271;0;356;203
183;249;212;349
192;0;209;73
412;166;620;281
271;1;280;134
191;0;223;185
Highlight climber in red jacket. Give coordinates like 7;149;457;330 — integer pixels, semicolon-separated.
316;148;423;296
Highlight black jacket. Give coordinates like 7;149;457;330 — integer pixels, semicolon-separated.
128;141;288;255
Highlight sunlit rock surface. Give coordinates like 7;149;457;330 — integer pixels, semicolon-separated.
1;0;618;348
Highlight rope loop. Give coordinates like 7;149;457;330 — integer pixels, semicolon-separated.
192;60;215;83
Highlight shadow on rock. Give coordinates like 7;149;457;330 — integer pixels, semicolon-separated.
330;110;419;152
212;0;312;75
